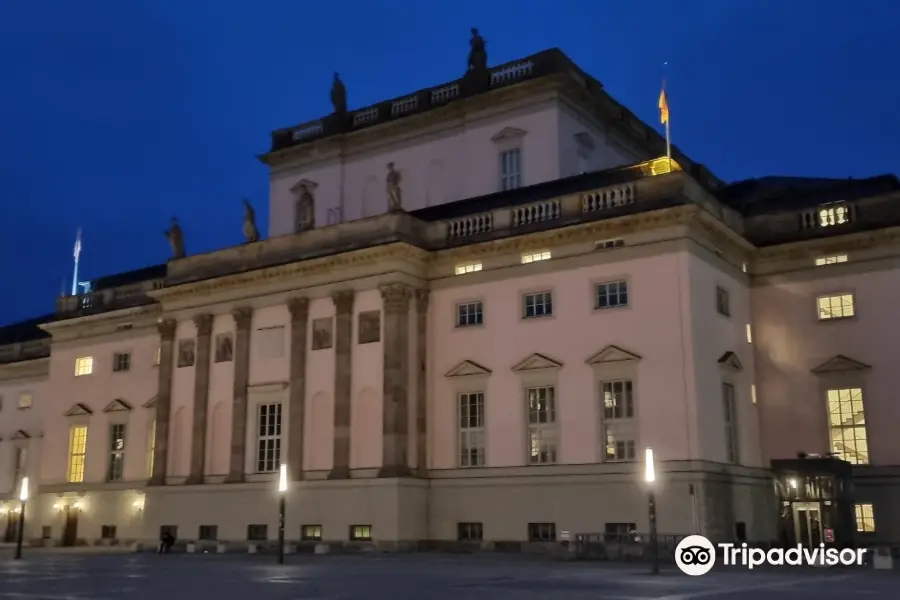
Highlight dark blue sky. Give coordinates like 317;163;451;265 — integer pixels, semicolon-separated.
1;1;898;325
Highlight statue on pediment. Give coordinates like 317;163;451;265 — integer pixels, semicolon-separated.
242;198;260;243
165;217;185;259
386;162;403;212
467;28;487;73
293;180;317;232
331;72;347;116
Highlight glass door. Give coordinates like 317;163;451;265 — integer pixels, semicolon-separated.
793;502;823;547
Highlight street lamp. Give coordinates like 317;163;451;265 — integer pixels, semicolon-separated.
14;477;29;560
644;448;659;575
277;463;287;565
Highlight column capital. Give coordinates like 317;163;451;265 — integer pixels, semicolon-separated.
379;282;412;312
193;313;214;336
231;306;253;330
331;289;355;313
414;288;430;312
157;318;177;341
287;296;310;320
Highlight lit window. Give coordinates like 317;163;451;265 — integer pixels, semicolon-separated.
521;251;551;264
256;403;282;473
741;262;748;273
67;425;89;483
500;148;522;191
601;380;635;462
459;392;485;467
301;525;322;541
827;388;868;465
855;504;875;533
527;386;557;465
455;262;482;276
17;393;33;409
817;294;854;320
819;205;850;227
154;347;161;365
350;525;372;541
745;324;753;344
147;420;156;478
751;384;757;405
74;356;93;376
815;254;848;267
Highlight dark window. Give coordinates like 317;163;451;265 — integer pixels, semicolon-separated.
113;352;131;372
247;524;268;541
41;526;51;539
301;525;322;541
716;286;730;316
596;281;628;309
604;522;636;541
160;525;178;539
456;302;484;327
523;291;552;318
107;423;126;482
350;525;372;541
198;525;218;541
101;525;117;540
527;522;556;542
457;522;483;541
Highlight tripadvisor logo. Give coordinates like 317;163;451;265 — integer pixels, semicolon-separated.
675;535;867;576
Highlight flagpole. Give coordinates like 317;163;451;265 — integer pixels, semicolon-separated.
665;115;671;160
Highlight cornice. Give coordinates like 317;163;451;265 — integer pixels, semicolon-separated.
38;305;161;344
755;226;900;263
153;243;431;305
265;77;564;170
0;357;50;383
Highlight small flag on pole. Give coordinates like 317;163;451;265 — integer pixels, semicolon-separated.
658;87;669;125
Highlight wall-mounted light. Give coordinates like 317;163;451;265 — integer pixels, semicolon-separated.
0;505;7;515
53;502;63;512
789;478;798;489
72;501;82;511
132;497;145;513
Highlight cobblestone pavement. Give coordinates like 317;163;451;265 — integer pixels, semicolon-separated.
0;550;895;599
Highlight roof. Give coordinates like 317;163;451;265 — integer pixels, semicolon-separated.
91;263;167;291
719;175;900;215
0;313;54;345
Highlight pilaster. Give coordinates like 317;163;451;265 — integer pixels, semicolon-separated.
414;289;429;476
148;318;176;486
328;290;354;480
225;307;253;483
185;313;213;485
378;282;413;478
287;297;309;481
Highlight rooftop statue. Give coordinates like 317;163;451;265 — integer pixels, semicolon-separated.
386;162;403;212
165;217;185;259
242;198;260;243
331;72;347;116
467;28;487;73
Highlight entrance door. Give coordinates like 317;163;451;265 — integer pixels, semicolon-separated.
793;502;823;547
3;511;18;543
61;506;79;547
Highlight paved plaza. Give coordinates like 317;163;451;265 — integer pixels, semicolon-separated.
0;549;896;599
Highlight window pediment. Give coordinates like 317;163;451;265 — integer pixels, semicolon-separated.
491;126;527;143
64;403;93;417
811;355;871;374
103;399;132;413
445;360;491;378
717;351;743;372
143;396;157;409
585;345;641;365
12;429;30;440
290;178;318;194
248;381;290;394
512;353;563;372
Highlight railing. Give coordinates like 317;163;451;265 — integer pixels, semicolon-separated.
512;199;561;227
0;339;50;364
582;183;635;213
448;213;493;239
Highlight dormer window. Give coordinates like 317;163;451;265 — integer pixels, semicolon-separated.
818;202;851;227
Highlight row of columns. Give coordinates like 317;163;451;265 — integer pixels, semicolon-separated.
148;283;430;485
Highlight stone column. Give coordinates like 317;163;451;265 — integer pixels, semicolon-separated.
378;282;413;478
225;307;253;483
149;319;177;486
328;290;354;480
414;289;429;476
185;313;213;485
287;297;309;481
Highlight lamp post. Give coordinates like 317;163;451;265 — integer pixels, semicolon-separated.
14;477;29;560
644;448;659;575
277;464;287;565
